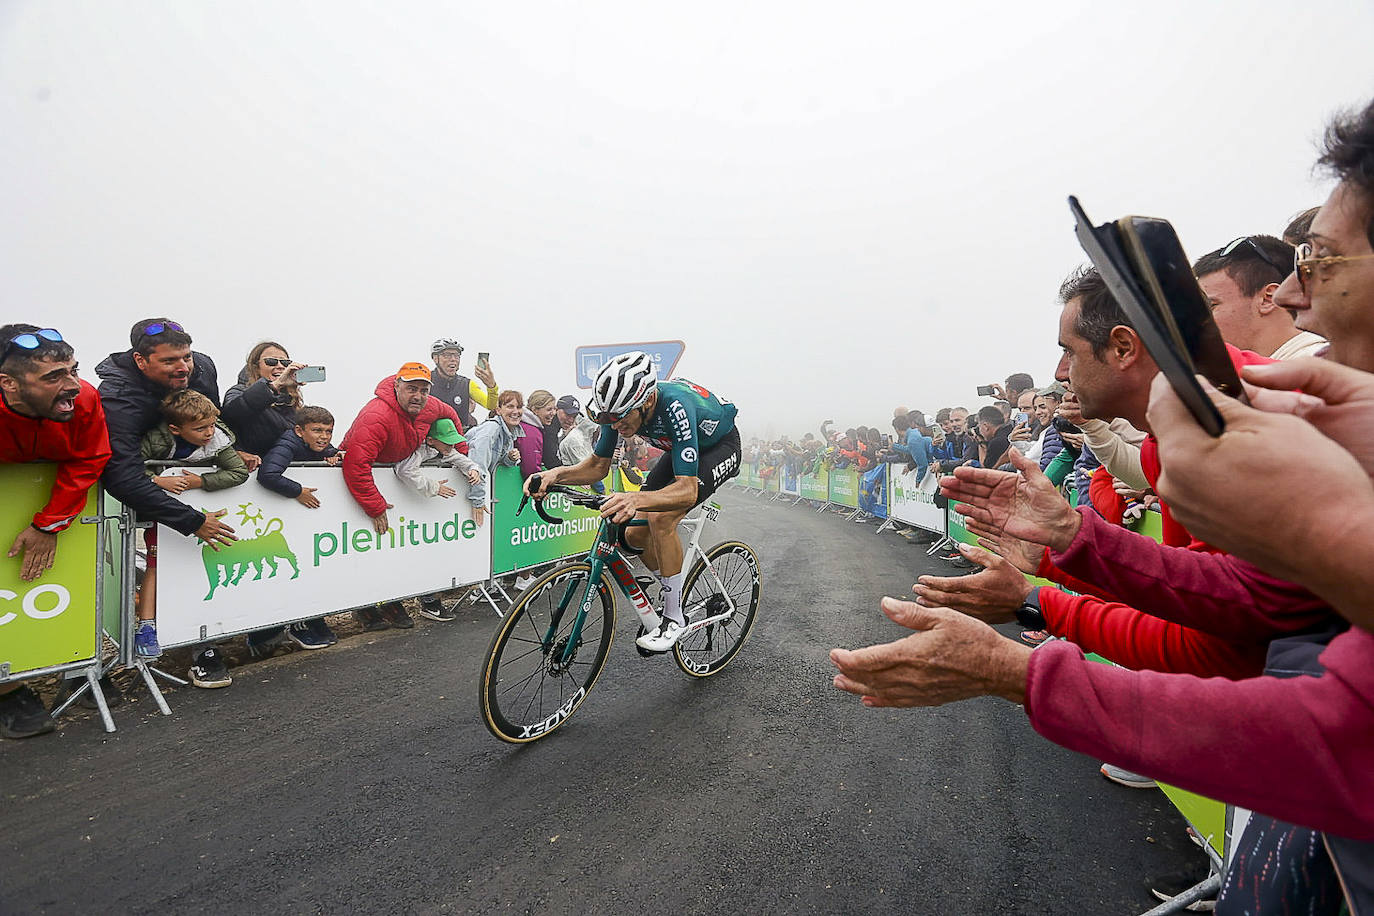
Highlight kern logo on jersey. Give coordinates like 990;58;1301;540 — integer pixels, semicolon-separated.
669;401;691;440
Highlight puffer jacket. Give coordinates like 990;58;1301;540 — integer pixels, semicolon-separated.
95;349;220;536
221;377;297;457
339;376;462;517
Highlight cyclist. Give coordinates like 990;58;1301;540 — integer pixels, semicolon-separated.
525;351;740;652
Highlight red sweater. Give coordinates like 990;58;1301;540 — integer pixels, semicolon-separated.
340;377;463;517
0;380;112;532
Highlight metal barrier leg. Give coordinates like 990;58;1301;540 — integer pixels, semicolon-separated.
925;534;954;556
132;658;185;716
1136;873;1220;915
874;517;897;534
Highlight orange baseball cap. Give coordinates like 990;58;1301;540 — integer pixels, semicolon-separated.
396;361;431;382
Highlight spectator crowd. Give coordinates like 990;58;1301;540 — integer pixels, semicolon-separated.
0;328;645;718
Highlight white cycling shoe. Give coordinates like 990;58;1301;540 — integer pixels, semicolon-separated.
636;619;688;653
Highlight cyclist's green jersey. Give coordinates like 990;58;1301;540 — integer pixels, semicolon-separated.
593;379;737;478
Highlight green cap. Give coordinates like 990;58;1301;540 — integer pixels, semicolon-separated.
427;418;466;445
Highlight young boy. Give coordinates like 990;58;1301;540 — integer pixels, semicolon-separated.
395;418;483;622
257;405;343;508
393;418;482;499
253;405;342;650
134;389;250;668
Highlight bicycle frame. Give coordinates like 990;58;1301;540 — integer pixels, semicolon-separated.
542;503;739;666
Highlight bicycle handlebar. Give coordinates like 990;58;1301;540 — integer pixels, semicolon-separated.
517;473;609;525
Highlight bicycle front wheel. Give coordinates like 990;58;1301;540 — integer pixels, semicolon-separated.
479;562;616;743
673;541;761;678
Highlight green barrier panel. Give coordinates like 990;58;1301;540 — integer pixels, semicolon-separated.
827;467;859;508
99;491;126;642
490;465;612;576
799;468;828;501
0;465;99;677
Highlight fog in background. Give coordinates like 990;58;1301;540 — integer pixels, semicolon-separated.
2;2;1369;442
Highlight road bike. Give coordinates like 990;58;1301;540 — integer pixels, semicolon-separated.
478;477;762;743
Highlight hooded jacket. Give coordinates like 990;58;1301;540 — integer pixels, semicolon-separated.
95;349;220;536
339;376;462;517
0;379;112;532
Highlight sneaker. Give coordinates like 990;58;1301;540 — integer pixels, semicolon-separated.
417;596;456;622
378;601;413;629
1147;861;1217;912
189;648;232;688
134;620;161;658
1018;629;1051;647
513;575;535;592
354;605;390;631
0;685;57;739
1100;762;1157;789
52;674;125;711
311;617;338;646
635;619;688;653
287;620;330;650
246;626;287;658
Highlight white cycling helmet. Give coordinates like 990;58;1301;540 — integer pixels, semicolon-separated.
592;351;657;418
431;338;463;357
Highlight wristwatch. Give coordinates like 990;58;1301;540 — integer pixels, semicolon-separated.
1015;587;1046;631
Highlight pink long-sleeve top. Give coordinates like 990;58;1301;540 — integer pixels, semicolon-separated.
1024;627;1374;841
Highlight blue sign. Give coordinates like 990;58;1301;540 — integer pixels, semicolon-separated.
574;340;686;389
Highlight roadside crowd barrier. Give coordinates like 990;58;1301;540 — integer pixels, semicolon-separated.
0;461;638;731
729;460;1236;879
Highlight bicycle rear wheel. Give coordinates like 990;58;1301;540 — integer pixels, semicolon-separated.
673;541;761;677
479;562;616;743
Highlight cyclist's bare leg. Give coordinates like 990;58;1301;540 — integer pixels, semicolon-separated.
647;509;689;625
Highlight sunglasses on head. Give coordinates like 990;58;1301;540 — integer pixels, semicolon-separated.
1;328;63;361
1220;236;1289;278
140;320;184;337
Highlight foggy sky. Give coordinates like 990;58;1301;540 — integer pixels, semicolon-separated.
2;2;1369;442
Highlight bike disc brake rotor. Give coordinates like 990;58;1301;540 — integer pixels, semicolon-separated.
546;635;580;675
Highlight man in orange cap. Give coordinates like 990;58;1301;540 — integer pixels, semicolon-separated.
339;361;465;630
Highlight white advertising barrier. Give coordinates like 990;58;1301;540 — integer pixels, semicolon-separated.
886;467;945;533
153;466;490;648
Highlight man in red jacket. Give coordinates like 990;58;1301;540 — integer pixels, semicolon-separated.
0;324;112;740
339;362;463;630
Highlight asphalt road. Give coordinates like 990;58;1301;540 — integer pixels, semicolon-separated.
2;487;1194;915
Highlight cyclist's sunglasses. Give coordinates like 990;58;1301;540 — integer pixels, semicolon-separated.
261;357;291;368
591;406;636;425
1;328;63;362
1292;242;1374;294
140;320;184;337
1220;236;1289;278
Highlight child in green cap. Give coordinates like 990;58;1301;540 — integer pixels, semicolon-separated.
393;417;483;500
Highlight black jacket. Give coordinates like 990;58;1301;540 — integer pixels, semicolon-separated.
256;429;338;498
222;378;297;457
95;350;220;536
